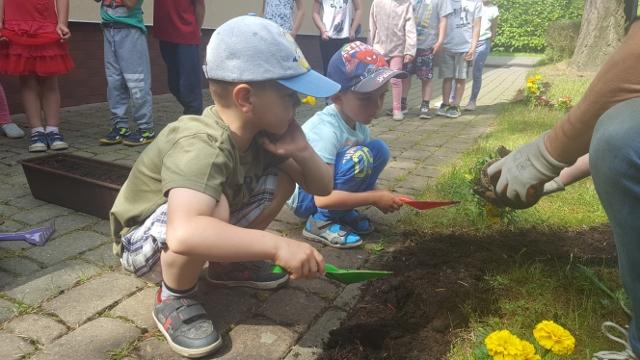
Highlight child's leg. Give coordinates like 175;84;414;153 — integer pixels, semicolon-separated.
442;77;453;106
0;83;10;125
402;76;411;99
389;56;404;113
452;79;466;106
242;170;295;230
19;75;44;129
114;28;154;131
175;43;204;115
40;76;61;127
158;41;181;104
469;39;491;103
103;29;131;130
315;139;391;222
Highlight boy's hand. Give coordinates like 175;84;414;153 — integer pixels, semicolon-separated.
464;48;475;61
372;189;403;213
260;121;310;159
404;54;414;64
433;41;442;55
321;30;330;41
274;238;325;279
56;24;71;42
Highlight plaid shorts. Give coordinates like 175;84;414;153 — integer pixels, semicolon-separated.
403;48;435;80
120;169;279;280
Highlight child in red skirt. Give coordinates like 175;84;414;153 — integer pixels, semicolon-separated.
0;0;74;152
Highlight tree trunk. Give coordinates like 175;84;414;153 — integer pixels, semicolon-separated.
571;0;626;70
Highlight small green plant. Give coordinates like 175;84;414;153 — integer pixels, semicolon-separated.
370;241;386;254
14;302;40;316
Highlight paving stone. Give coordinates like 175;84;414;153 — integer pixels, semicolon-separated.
319;246;368;270
274;207;305;225
333;283;364;310
32;317;141;360
91;220;111;236
266;220;300;236
11;204;72;225
4;260;101;305
297;308;346;348
386;159;418;170
43;272;145;327
288;278;339;300
0;298;17;323
80;243;120;268
9;195;47;210
46;213;97;238
0;204;20;218
0;219;24;234
27;231;107;266
111;287;158;330
217;319;298;360
378;166;407;183
134;338;183;360
0;331;36;359
411;165;443;178
284;345;322;360
258;288;326;330
0;184;29;201
5;314;67;345
0;257;42;276
197;285;261;333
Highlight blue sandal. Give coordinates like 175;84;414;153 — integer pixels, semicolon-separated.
340;210;374;235
302;215;362;248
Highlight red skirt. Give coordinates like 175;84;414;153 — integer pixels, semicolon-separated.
0;21;74;77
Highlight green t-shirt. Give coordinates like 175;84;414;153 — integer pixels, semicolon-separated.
110;106;285;256
100;0;147;33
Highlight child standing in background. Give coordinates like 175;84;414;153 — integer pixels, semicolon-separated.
369;0;416;121
262;0;305;37
0;0;74;151
402;0;452;119
464;0;498;111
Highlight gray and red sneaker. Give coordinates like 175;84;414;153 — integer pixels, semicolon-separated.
206;261;289;289
152;289;222;358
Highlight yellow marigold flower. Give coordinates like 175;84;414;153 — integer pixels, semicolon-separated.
533;320;576;355
485;330;523;360
535;74;542;81
301;95;317;106
519;339;542;360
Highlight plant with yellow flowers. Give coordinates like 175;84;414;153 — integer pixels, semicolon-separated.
301;95;317;107
484;320;575;360
556;96;573;112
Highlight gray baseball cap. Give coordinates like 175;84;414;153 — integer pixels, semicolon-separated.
203;16;340;98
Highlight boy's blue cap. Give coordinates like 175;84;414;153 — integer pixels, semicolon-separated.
203;16;340;98
327;41;408;93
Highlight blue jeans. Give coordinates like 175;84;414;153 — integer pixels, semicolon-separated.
590;97;640;356
103;27;154;130
159;41;204;115
469;39;491;102
292;139;390;220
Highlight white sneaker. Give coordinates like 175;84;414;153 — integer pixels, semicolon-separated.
1;123;25;138
464;101;477;111
392;111;404;121
592;322;638;360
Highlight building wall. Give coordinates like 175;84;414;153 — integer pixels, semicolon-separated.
1;1;372;115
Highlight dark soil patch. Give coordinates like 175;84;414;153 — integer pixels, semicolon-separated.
319;226;616;360
24;153;130;186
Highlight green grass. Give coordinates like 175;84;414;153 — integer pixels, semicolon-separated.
396;64;628;358
402;65;603;233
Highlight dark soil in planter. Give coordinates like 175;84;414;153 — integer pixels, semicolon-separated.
26;155;130;186
319;226;616;360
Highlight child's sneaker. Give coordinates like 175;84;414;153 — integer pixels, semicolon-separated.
392;111;404;121
419;102;433;119
445;105;461;118
303;215;362;248
152;289;223;358
464;101;476;111
123;128;155;146
46;131;69;151
436;103;449;116
339;210;374;235
100;126;130;145
206;261;289;289
1;123;25;138
29;131;48;152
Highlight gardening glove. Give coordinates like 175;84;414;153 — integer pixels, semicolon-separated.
488;132;568;207
542;177;565;196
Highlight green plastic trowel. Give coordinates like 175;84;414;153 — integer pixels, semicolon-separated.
271;263;392;285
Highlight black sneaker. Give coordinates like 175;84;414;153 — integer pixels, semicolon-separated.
206;261;289;289
436;103;449;116
419;102;433;119
45;131;69;151
28;131;48;152
122;128;155;146
445;105;462;118
100;126;130;145
152;289;223;358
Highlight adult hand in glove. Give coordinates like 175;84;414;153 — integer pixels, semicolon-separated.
487;132;568;208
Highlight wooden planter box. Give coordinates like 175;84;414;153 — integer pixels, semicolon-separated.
20;153;131;220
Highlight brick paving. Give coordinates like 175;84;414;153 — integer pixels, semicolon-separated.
0;57;532;359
